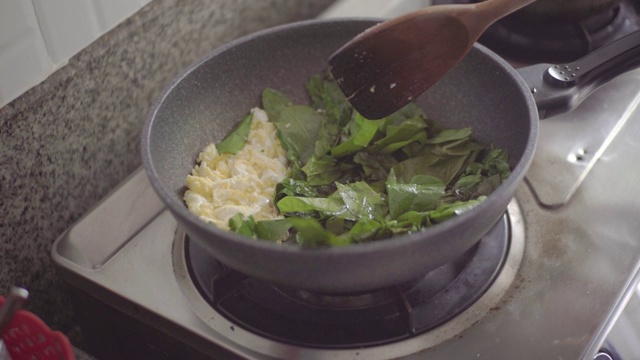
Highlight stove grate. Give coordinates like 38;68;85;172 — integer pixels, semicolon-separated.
183;214;510;348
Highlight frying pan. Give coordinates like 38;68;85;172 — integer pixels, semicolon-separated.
141;18;640;293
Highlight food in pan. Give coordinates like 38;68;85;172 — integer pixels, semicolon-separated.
184;108;289;230
185;72;511;246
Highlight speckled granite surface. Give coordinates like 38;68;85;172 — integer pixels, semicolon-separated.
0;0;333;357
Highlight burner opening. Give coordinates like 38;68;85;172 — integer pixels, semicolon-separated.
183;214;511;348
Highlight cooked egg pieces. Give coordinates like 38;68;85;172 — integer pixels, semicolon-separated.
184;108;289;230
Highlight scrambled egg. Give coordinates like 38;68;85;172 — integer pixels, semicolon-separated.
184;108;289;230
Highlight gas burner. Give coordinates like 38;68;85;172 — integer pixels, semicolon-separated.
433;0;640;63
183;214;509;348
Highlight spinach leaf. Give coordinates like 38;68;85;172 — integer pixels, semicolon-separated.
336;182;387;220
306;73;354;160
255;219;293;242
386;176;446;219
215;73;512;246
396;211;432;231
428;196;486;223
476;174;503;196
262;88;292;118
270;105;323;164
228;213;257;237
330;113;383;157
275;177;319;201
216;114;252;154
452;174;483;200
313;114;344;159
353;151;398;181
376;130;427;154
482;148;511;179
288;217;351;246
276;195;348;219
325;216;348;235
425;128;473;144
306;73;353;125
384;102;427;124
454;174;482;189
392;152;469;186
429;139;484;157
349;218;388;243
302;155;354;186
371;116;428;153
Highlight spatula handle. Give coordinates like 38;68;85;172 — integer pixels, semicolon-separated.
517;30;640;119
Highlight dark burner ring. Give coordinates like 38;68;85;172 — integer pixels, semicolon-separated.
183;213;510;349
433;0;640;63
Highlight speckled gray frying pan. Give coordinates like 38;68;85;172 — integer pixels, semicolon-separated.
141;18;640;293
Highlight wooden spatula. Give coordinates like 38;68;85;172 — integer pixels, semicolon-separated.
328;0;537;119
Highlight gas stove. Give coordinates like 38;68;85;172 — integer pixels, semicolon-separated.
52;1;640;359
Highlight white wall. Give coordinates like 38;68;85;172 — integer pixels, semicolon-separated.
0;0;152;108
319;0;429;18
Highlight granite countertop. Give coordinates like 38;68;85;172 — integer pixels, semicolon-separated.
0;0;334;358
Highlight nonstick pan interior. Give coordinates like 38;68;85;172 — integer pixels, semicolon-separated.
142;19;537;292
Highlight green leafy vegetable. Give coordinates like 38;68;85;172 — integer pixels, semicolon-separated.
220;71;511;246
262;88;292;117
256;219;293;242
215;114;252;154
424;128;473;144
301;155;355;186
387;174;445;219
288;217;350;246
306;73;352;125
428;196;487;223
270;105;323;164
353;151;398;181
330;114;383;157
336;182;386;220
277;195;347;218
371;114;428;153
229;213;257;237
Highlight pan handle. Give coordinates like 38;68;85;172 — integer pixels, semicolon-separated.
515;30;640;119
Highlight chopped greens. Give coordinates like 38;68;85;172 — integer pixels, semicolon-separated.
215;114;252;154
218;72;511;246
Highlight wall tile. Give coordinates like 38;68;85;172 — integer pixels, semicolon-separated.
0;1;334;353
0;1;50;106
31;0;102;65
0;1;153;107
92;0;146;32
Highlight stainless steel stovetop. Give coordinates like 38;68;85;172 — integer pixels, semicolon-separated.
52;1;640;359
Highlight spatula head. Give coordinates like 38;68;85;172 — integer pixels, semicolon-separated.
329;12;472;119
